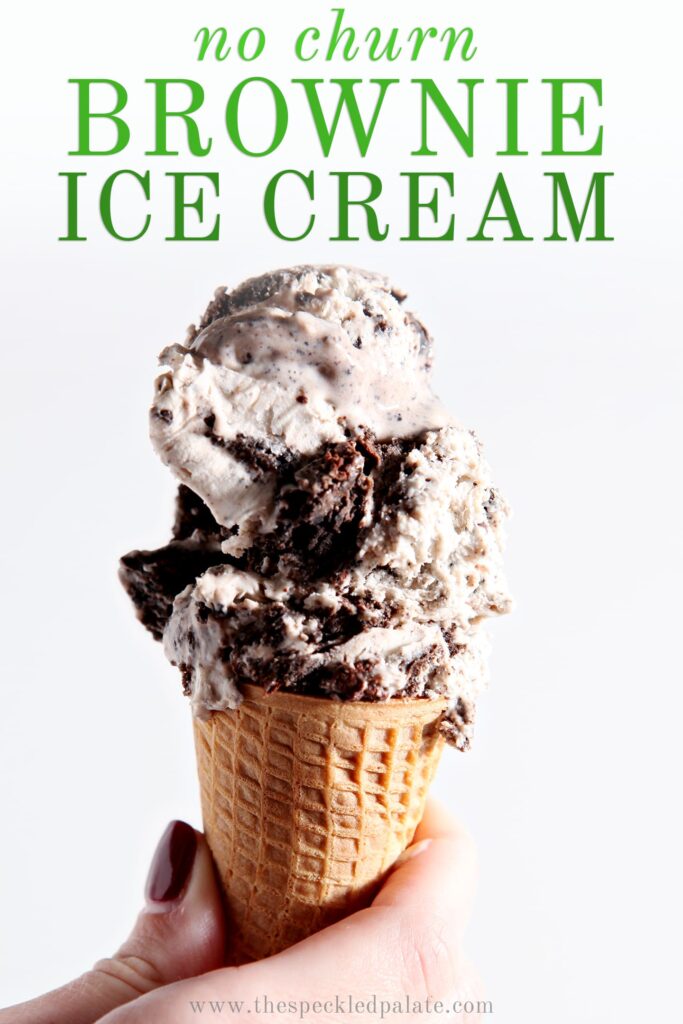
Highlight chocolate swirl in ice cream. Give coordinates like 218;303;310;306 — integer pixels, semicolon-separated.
120;266;511;750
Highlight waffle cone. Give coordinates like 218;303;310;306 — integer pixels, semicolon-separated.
193;684;447;963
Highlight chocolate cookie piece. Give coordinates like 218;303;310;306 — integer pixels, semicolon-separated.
119;543;220;641
120;484;232;640
439;697;476;752
244;437;374;579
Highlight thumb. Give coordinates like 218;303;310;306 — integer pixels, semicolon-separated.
1;821;226;1024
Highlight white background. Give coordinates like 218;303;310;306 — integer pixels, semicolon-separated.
1;1;681;1020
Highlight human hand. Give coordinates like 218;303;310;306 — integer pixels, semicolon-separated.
1;800;484;1023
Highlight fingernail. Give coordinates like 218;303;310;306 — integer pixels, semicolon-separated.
395;839;432;867
145;820;197;904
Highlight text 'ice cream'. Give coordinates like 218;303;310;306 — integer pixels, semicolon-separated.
120;266;511;749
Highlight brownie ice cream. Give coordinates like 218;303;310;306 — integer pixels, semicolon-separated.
120;266;511;750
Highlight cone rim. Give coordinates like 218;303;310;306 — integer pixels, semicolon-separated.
201;683;449;719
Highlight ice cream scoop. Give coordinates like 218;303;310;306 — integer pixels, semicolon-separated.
121;265;511;751
149;265;450;553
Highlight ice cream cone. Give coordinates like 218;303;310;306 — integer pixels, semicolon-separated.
193;684;447;964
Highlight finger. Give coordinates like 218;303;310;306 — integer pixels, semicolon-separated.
374;798;478;930
0;822;226;1024
414;796;474;843
97;803;479;1024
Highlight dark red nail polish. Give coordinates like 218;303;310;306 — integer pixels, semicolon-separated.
145;820;197;903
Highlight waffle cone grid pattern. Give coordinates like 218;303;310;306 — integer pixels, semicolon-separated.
194;685;446;963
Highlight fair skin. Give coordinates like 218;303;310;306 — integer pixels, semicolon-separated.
1;801;484;1023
